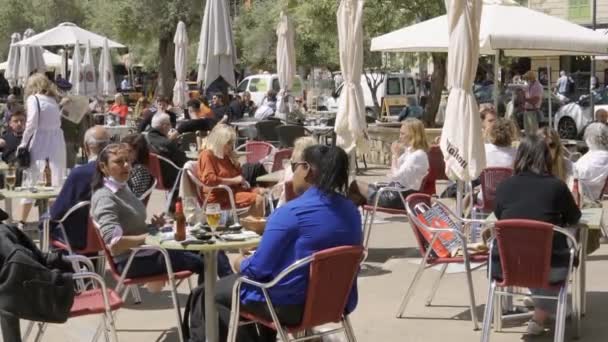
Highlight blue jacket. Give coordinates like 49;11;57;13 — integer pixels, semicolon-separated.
49;161;96;250
240;187;362;313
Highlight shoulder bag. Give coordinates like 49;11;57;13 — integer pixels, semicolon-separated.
16;96;41;168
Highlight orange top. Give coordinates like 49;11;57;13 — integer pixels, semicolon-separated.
109;104;129;124
197;104;214;119
197;150;257;208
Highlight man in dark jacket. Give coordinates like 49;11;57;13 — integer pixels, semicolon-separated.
0;108;25;163
146;113;186;188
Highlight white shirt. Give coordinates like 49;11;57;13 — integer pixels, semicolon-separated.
574;149;608;200
484;143;516;168
388;147;429;191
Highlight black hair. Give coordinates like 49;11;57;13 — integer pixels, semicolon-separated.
514;134;552;176
301;145;350;195
91;143;130;191
121;133;149;165
187;99;201;109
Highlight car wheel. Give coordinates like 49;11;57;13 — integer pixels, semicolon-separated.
557;117;577;139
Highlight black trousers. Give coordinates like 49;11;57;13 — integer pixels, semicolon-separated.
177;118;217;134
214;274;304;342
0;315;21;342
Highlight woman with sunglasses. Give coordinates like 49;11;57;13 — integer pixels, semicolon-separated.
210;145;362;342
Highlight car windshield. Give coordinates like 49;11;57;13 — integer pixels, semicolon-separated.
248;78;269;93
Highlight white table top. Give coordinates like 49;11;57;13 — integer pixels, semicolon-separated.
486;207;602;230
0;186;60;200
232;121;258;127
145;233;260;252
256;170;284;184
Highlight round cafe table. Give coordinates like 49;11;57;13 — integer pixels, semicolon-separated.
0;186;60;252
145;232;260;342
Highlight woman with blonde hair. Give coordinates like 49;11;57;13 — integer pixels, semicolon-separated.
274;136;317;207
197;124;266;216
537;127;572;182
349;118;429;209
17;73;66;225
109;93;129;125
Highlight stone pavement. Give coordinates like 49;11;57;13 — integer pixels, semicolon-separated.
4;166;608;341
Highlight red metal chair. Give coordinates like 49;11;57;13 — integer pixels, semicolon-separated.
426;145;448;196
24;255;123;342
362;174;429;251
91;219;193;342
270;148;293;172
480;219;580;342
397;193;488;330
147;153;169;190
139;178;158;207
236;141;275;164
227;246;364;342
472;167;513;217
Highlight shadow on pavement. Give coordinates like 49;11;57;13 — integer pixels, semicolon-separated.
359;264;391;278
123;289;190;311
365;247;420;263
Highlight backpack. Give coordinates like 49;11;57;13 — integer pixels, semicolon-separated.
182;283;206;342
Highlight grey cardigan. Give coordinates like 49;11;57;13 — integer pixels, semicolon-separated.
91;186;148;257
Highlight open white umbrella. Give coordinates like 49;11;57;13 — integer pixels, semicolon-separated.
15;22;125;48
82;41;97;97
440;0;485;182
18;29;46;86
173;21;188;108
334;0;367;154
5;32;21;88
197;0;237;88
276;11;296;93
0;50;70;71
69;42;84;95
98;38;116;97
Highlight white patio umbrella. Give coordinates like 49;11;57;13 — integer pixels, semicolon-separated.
276;11;296;93
5;32;21;88
18;29;46;86
173;21;188;108
197;0;237;88
0;50;70;71
98;38;116;97
334;0;367;155
69;42;84;95
440;0;485;181
82;41;97;97
14;22;125;48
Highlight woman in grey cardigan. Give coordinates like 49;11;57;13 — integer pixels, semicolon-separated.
91;143;214;291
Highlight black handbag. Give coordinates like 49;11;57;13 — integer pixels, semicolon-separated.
16;96;41;168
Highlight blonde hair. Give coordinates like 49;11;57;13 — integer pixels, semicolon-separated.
206;124;237;159
537;127;567;181
25;73;58;99
114;93;125;105
402;118;429;151
291;136;317;161
488;118;513;147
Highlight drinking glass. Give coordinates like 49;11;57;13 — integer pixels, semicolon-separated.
183;196;200;226
205;203;222;234
5;167;16;191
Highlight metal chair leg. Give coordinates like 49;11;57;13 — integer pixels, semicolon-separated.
554;286;568;342
23;320;35;340
425;264;447;306
492;289;503;332
363;210;375;251
480;282;496;342
187;277;193;291
463;258;480;330
33;322;47;342
168;279;185;342
343;315;358;342
396;258;427;318
130;285;142;304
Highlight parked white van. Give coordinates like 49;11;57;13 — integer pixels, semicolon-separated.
235;73;305;106
322;72;418;116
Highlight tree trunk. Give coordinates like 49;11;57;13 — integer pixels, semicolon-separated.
157;34;175;98
423;53;447;127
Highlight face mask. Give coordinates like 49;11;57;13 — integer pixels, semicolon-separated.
106;176;128;187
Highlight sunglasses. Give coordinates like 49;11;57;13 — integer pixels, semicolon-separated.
291;161;308;172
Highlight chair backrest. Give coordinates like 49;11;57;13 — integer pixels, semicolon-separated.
428;145;447;181
147;153;167;190
276;125;306;148
51;201;103;254
479;167;513;211
419;173;434;196
80;217;104;255
91;218;123;278
271;149;293;172
300;246;364;328
284;180;298;202
493;219;555;288
139;178;157;206
255;120;281;141
404;193;435;259
240;141;274;164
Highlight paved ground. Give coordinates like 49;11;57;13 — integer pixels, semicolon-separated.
4;165;608;341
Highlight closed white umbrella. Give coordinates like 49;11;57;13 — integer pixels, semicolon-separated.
5;32;21;88
59;49;68;79
276;11;296;93
98;38;116;97
197;0;237;88
18;29;46;86
334;0;367;154
82;40;97;97
440;0;485;182
69;42;84;95
173;21;188;108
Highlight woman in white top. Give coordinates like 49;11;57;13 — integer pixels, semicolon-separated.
485;118;516;168
574;122;608;200
17;73;66;223
349;118;429;209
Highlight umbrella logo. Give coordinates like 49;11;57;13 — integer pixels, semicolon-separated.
85;71;94;82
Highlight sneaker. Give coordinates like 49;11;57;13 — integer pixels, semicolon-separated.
526;319;545;336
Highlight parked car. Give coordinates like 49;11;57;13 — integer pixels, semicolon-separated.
554;89;608;139
235;73;305;106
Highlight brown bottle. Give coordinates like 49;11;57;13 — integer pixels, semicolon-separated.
572;178;581;208
43;158;52;187
174;199;186;241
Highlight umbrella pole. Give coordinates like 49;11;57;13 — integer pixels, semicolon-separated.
456;180;464;218
493;50;500;110
547;57;552;128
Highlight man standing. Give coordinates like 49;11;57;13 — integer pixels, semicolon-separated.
146;113;186;187
0;108;25;163
523;71;543;135
120;76;132;91
555;71;569;96
49;126;110;250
